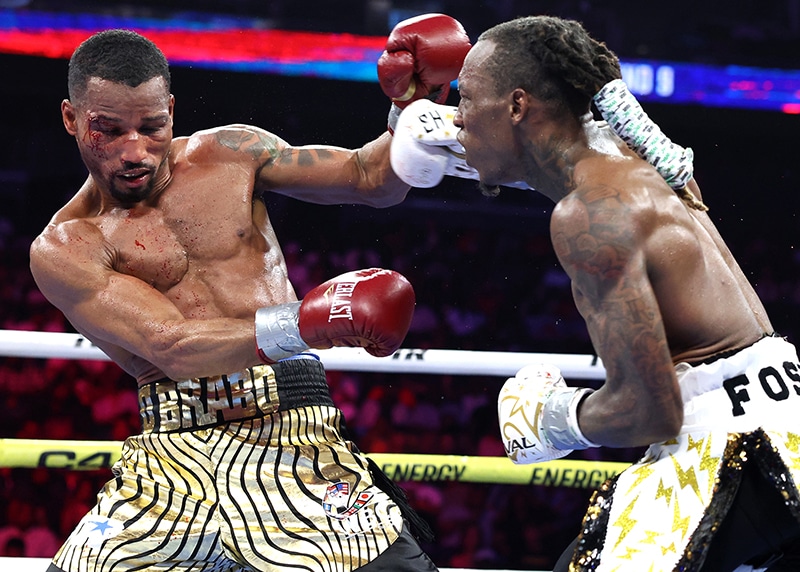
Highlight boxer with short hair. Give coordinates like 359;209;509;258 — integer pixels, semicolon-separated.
436;15;800;572
29;18;469;571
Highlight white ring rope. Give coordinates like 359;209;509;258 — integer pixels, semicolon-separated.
0;329;583;571
0;329;606;380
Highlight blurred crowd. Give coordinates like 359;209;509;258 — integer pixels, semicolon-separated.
1;161;800;568
1;0;799;566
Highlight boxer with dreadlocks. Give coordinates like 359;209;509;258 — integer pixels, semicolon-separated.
391;14;800;572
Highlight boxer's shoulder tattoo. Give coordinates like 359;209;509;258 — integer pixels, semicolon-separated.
554;184;670;387
553;183;634;283
215;128;281;163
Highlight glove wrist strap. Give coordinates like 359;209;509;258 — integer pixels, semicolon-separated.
387;103;402;134
254;301;308;363
593;78;694;191
542;387;600;450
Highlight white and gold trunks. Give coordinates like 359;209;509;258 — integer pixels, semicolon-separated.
571;335;800;571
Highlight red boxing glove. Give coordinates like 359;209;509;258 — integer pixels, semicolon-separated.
255;268;415;363
378;13;471;109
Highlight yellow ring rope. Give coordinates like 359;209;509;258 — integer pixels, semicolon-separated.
0;439;626;488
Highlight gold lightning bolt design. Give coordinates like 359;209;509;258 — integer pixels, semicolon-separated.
671;456;702;499
698;437;722;490
661;541;677;557
671;494;691;537
627;463;655;492
641;530;660;545
615;545;643;565
655;479;673;504
779;432;800;473
612;495;640;551
786;432;800;455
686;434;704;455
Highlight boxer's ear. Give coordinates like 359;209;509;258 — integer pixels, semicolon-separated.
62;99;78;136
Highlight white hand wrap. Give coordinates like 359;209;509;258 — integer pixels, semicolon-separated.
593;79;694;190
390;98;479;188
498;364;599;464
254;302;309;363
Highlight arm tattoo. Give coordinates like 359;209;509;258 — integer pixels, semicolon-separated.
558;186;631;281
556;185;671;389
285;148;336;167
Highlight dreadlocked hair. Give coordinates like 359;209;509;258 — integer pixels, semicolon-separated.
480;17;705;210
676;186;708;211
478;16;621;118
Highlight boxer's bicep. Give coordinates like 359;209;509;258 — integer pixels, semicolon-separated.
30;220;184;360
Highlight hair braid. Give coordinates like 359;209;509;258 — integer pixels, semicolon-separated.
538;20;612;98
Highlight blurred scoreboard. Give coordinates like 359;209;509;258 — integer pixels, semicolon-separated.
621;60;800;113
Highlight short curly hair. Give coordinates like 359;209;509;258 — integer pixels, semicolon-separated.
68;29;171;102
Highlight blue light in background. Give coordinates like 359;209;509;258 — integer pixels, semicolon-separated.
2;9;799;113
621;60;800;113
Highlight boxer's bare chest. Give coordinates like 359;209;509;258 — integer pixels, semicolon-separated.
99;169;261;293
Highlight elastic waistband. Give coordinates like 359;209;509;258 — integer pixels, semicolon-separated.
138;355;333;433
676;336;800;433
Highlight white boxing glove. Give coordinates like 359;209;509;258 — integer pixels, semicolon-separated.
498;363;599;464
390;98;477;188
391;98;533;190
